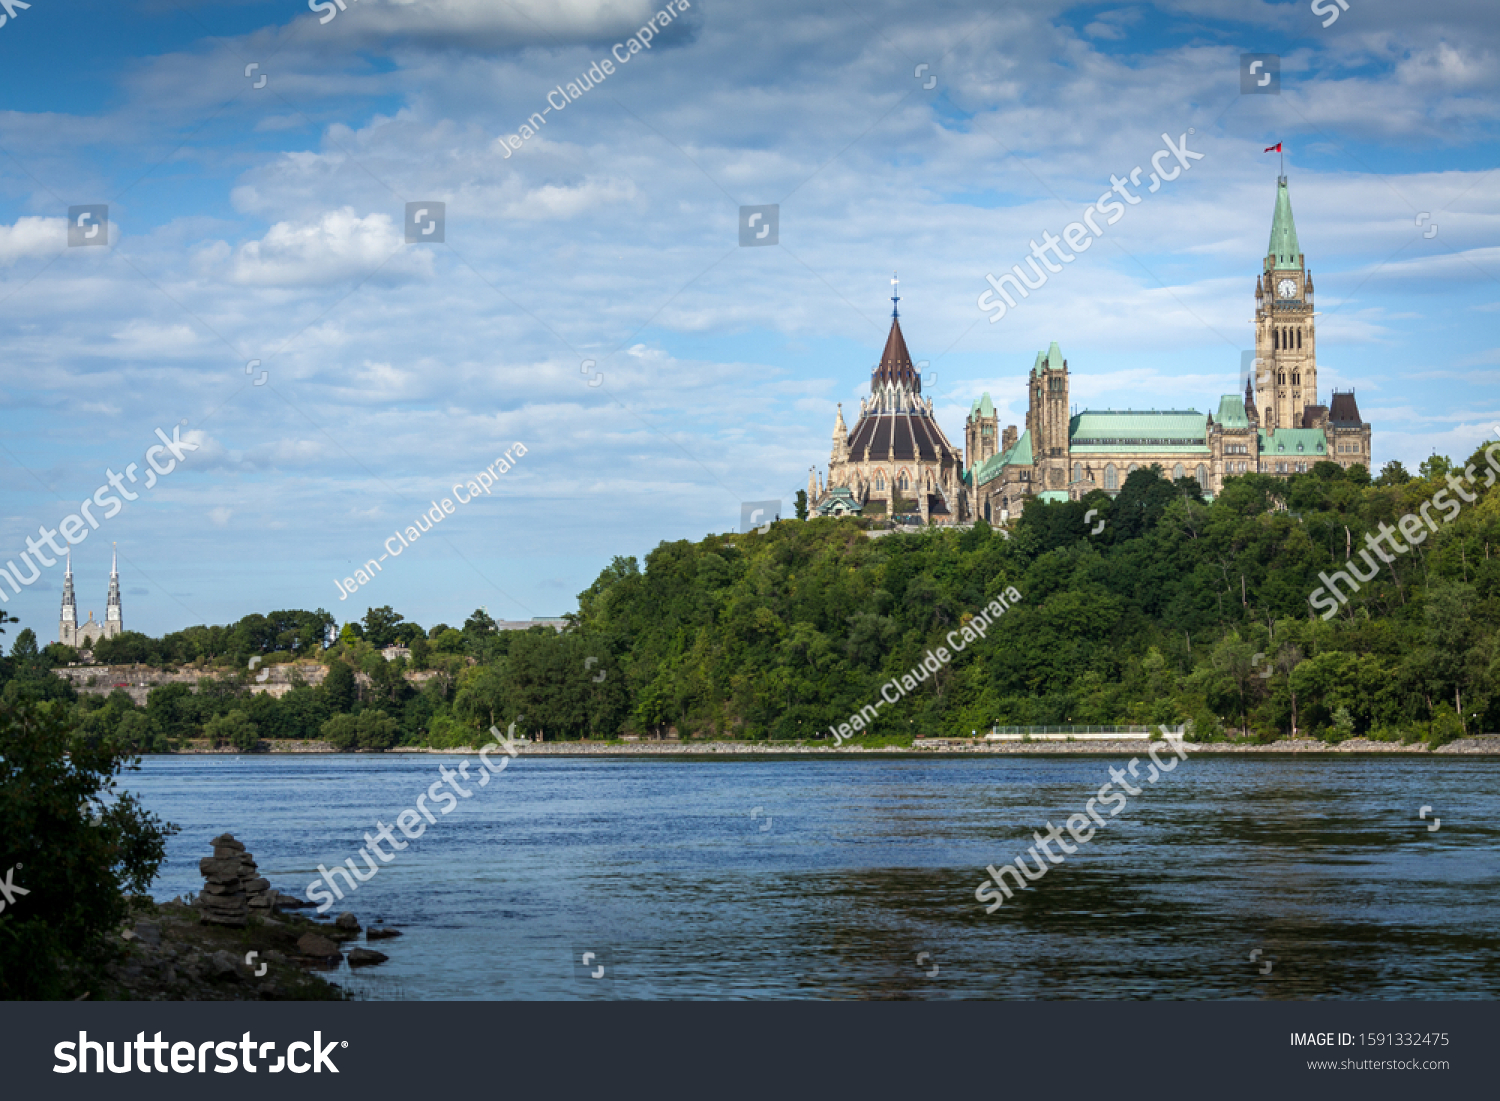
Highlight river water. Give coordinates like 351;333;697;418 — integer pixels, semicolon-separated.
123;753;1500;1000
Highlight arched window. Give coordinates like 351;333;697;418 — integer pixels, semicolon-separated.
1073;463;1082;483
875;473;885;490
898;472;910;491
984;502;991;521
1104;464;1118;491
1196;463;1207;489
1128;463;1139;474
1297;328;1302;349
1292;371;1299;385
1273;329;1279;350
1173;463;1185;480
1278;371;1286;385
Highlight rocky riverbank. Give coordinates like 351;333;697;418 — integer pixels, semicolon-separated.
383;735;1500;756
82;833;399;1001
161;736;1500;756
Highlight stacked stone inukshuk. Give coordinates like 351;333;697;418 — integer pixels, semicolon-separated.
196;833;273;926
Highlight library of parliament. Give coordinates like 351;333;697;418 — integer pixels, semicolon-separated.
808;174;1373;524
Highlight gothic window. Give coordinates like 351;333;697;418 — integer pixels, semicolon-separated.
1104;464;1118;491
1273;329;1279;350
898;472;910;491
1173;463;1185;480
875;473;885;490
984;502;991;521
1073;463;1082;482
1292;372;1299;385
1196;464;1207;490
1297;328;1302;349
1278;371;1286;385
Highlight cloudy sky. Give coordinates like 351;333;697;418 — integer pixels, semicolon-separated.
0;0;1496;638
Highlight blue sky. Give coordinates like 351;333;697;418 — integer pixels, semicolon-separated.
0;0;1496;639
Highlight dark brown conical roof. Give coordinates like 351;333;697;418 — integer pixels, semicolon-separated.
872;315;920;394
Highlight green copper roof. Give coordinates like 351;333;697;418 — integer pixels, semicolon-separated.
813;486;863;514
1032;342;1064;377
1004;427;1032;466
1067;410;1210;455
1268;177;1301;271
1036;491;1069;503
1216;394;1250;428
972;428;1032;487
1260;427;1326;456
969;392;995;418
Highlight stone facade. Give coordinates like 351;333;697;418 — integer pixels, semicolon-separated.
813;178;1372;527
59;546;124;648
809;279;969;524
968;176;1373;521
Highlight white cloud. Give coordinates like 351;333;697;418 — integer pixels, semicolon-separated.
228;208;431;286
0;217;62;266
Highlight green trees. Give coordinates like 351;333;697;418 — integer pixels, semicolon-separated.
320;713;359;750
0;698;177;998
204;709;259;752
553;449;1500;742
319;709;397;750
361;605;406;648
10;628;39;661
323;660;356;714
5;442;1495;748
499;632;629;740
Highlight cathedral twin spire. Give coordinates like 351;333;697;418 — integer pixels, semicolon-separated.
59;544;123;645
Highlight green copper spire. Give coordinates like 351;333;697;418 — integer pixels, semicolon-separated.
1268;176;1301;270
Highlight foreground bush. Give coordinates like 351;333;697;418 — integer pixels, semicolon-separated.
0;699;178;999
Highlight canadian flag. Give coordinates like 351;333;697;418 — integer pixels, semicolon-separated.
1264;142;1283;153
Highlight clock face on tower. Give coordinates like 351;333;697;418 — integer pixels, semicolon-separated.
1277;278;1298;299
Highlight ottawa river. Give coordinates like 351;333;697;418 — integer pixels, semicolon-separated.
126;754;1500;1000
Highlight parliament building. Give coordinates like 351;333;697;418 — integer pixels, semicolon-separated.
809;175;1373;524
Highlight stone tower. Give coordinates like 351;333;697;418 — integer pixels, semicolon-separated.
105;543;122;636
60;548;77;644
965;393;999;468
1254;176;1317;431
1027;342;1071;492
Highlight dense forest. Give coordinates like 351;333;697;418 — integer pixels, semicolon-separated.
3;444;1497;749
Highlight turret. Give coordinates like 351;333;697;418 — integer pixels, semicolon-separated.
831;404;849;464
